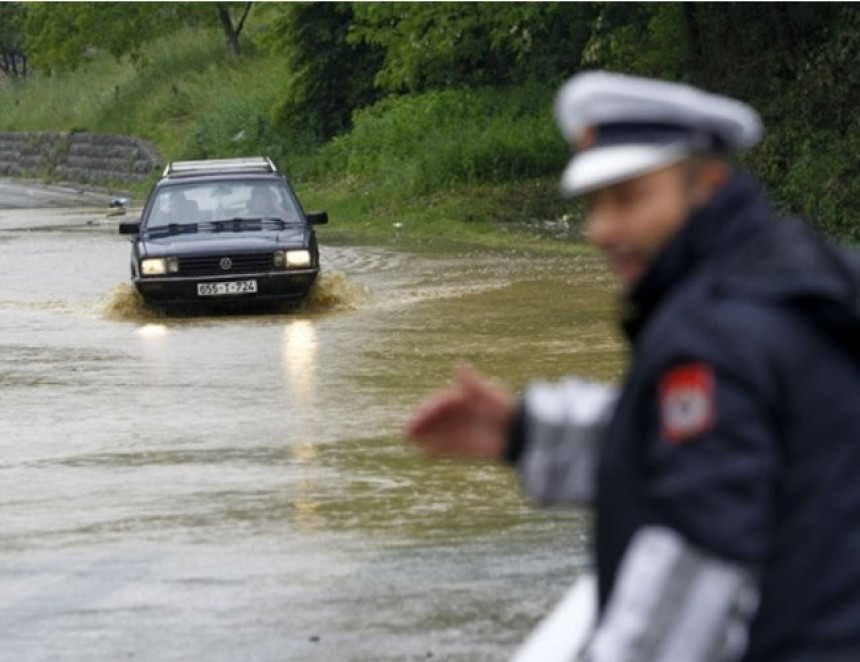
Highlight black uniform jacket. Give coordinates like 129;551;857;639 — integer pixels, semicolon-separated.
599;173;860;660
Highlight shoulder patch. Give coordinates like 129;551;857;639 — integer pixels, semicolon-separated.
659;363;714;444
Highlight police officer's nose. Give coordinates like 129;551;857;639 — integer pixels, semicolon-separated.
584;208;616;249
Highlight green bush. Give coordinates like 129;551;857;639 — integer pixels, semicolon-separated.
306;84;568;197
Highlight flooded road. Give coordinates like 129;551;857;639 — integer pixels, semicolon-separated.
0;181;625;661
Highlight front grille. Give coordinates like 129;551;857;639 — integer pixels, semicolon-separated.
177;252;275;276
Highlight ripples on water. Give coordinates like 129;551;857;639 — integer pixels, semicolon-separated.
2;225;620;660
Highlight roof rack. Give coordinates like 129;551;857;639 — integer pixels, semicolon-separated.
162;156;278;177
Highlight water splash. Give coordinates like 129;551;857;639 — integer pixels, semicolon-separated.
301;271;373;314
100;282;163;322
99;272;371;322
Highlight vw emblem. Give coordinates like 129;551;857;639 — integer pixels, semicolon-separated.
219;257;233;271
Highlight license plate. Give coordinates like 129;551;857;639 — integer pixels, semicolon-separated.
197;280;258;297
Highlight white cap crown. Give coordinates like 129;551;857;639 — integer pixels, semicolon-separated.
554;71;763;196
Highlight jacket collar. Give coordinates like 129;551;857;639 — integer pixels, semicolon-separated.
622;173;772;340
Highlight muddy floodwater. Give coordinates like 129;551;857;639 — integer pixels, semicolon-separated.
0;182;626;661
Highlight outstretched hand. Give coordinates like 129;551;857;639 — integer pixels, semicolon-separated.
406;363;516;460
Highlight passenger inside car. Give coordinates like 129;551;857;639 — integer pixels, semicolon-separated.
247;186;291;220
150;190;200;227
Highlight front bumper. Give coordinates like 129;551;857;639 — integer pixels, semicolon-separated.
133;269;319;306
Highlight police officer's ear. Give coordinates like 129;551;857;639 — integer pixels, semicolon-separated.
684;154;731;206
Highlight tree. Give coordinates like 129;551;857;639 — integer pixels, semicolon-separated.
259;2;383;144
0;3;28;79
21;2;255;73
23;3;188;72
215;2;253;57
348;3;595;93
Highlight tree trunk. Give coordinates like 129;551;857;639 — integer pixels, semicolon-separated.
216;3;241;57
682;3;704;81
0;49;27;79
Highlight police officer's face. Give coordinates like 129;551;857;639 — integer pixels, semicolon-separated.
583;162;723;288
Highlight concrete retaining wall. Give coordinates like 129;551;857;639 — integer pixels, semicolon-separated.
0;131;162;183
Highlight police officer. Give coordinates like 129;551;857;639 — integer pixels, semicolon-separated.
407;71;860;660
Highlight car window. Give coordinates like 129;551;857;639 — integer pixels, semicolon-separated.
146;180;302;228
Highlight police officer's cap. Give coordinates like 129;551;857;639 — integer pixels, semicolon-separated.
555;71;763;196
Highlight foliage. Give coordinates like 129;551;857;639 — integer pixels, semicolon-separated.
256;2;382;146
348;2;594;93
4;2;860;241
255;2;593;154
0;26;284;164
23;3;185;71
582;2;860;240
582;4;687;79
308;85;566;199
0;3;28;78
20;2;252;72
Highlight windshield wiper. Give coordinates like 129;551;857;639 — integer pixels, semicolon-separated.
144;222;198;236
210;217;299;231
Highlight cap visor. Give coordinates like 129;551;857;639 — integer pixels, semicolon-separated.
560;143;691;197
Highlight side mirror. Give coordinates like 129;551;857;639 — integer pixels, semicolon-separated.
306;211;329;225
119;221;141;235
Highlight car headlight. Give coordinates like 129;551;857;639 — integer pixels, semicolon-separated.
140;257;178;276
275;250;312;268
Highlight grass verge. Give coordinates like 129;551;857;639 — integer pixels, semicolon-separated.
301;176;590;256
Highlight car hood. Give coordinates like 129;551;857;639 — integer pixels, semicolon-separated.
138;228;308;258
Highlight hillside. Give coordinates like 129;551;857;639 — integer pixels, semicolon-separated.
1;3;860;242
0;24;575;246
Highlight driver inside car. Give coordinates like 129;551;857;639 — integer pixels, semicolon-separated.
246;186;290;220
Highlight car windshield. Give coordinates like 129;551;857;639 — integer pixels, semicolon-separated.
145;180;303;229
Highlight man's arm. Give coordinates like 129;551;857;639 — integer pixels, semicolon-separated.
585;527;759;662
407;364;617;505
510;378;618;505
406;363;517;459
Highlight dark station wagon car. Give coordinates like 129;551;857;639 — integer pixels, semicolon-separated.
119;157;328;309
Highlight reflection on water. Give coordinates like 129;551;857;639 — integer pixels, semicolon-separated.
137;323;170;384
283;320;317;405
287;441;324;533
290;497;322;533
289;441;320;465
1;216;625;660
138;323;169;338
